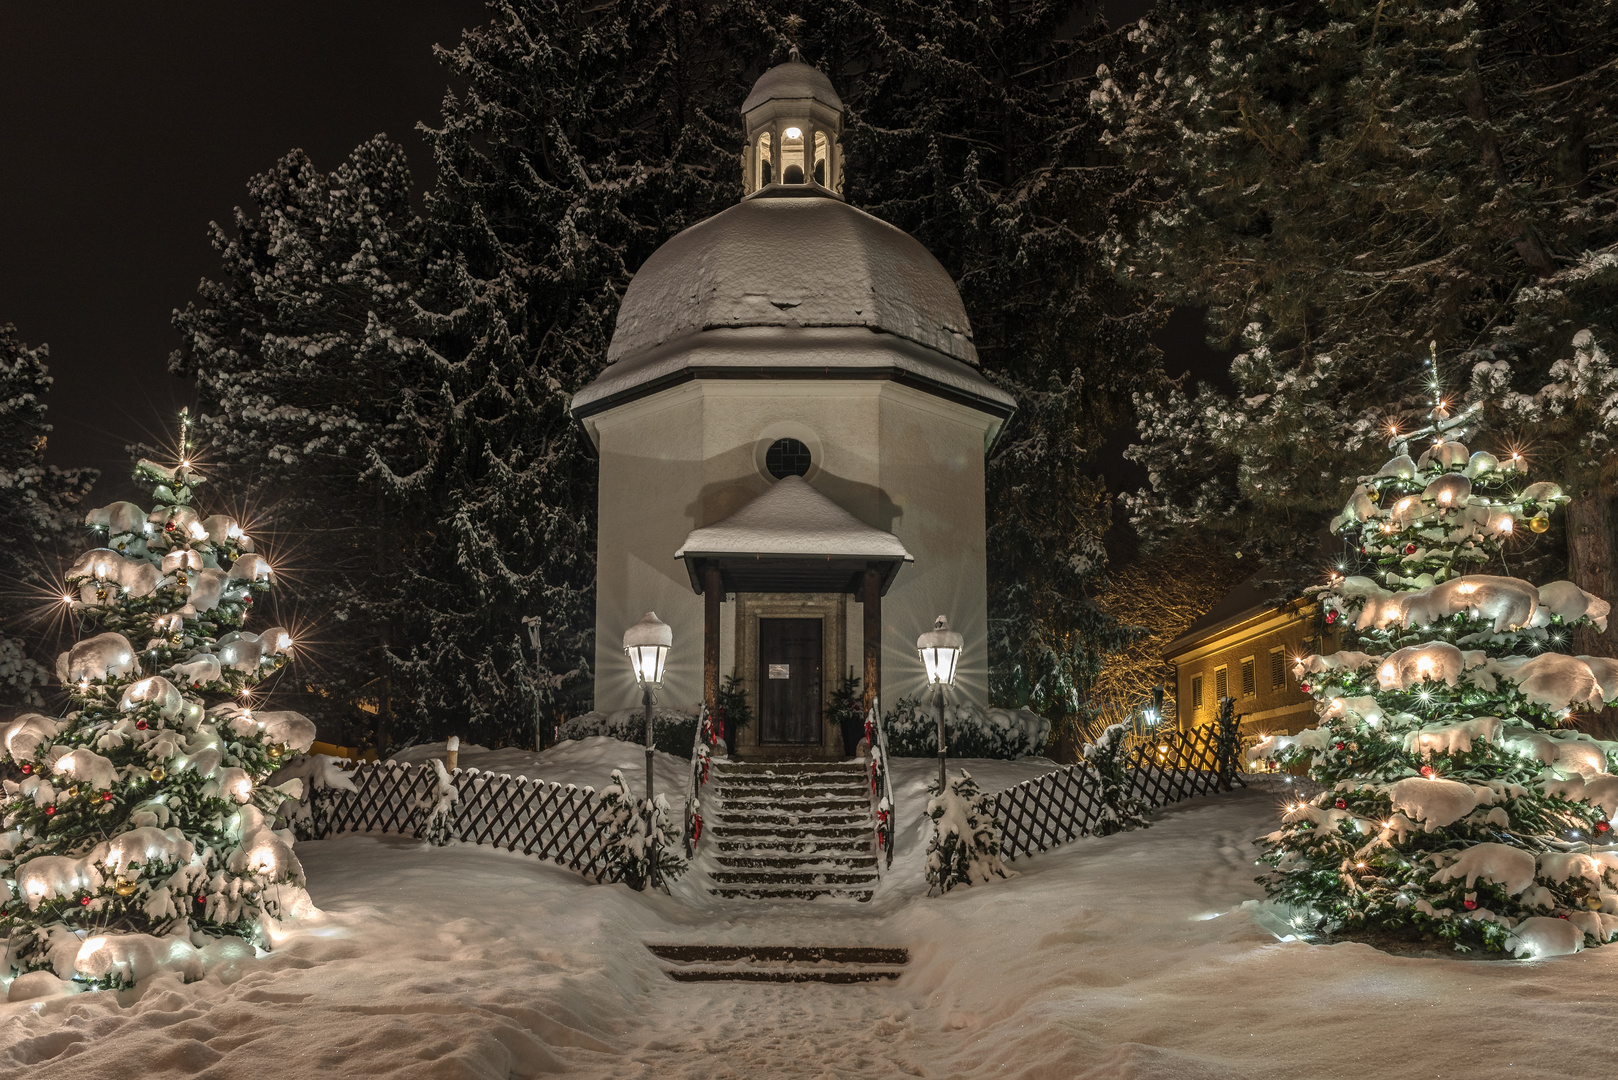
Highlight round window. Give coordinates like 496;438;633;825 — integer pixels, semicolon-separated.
765;437;812;479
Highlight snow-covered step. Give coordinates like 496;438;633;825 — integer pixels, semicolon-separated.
646;944;907;983
709;884;877;902
712;853;877;871
710;869;878;887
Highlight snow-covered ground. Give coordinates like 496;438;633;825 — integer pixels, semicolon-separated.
3;748;1612;1078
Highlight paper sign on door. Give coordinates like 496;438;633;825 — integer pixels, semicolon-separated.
768;664;790;679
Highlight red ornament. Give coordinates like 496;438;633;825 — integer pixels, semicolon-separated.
1598;821;1611;834
80;896;91;906
1334;742;1345;751
1301;684;1312;694
1420;765;1435;778
1325;610;1339;625
45;806;56;815
1558;913;1570;920
1463;899;1477;911
245;596;254;605
1404;543;1417;555
20;763;31;774
196;895;207;905
164;521;176;532
1334;799;1347;809
101;792;113;802
136;719;148;730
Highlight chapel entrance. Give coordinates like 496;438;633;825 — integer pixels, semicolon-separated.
758;618;822;744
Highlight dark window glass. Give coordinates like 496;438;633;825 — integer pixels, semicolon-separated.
766;438;812;479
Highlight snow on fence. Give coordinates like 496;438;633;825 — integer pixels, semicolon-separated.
988;718;1244;862
313;761;619;883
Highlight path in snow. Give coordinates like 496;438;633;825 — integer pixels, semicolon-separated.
3;781;1615;1078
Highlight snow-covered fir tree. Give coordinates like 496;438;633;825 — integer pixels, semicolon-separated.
827;3;1157;725
925;771;1012;892
1255;395;1618;955
171;136;433;749
1095;1;1618;613
0;324;96;706
0;426;315;988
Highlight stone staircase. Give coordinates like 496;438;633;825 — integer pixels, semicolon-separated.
704;760;879;901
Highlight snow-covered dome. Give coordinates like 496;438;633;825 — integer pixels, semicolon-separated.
606;196;977;367
740;51;843;114
570;53;1014;423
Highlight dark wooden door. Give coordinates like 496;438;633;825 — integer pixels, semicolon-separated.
759;618;822;744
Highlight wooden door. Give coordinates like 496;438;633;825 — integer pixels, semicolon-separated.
759;618;822;744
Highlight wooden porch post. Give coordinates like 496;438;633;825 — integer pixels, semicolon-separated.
862;567;882;718
703;566;722;720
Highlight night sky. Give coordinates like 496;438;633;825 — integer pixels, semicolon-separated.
3;1;1216;502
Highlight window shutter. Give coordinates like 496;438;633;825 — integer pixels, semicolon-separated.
1271;648;1286;690
1215;666;1228;701
1241;657;1256;697
1192;675;1204;712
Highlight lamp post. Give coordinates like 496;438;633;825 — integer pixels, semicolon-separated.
916;615;963;794
623;612;671;885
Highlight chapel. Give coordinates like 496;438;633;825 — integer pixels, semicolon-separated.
571;51;1015;758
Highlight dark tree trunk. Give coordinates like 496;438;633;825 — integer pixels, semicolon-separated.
1567;491;1618;739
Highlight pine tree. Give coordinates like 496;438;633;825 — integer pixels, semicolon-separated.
0;325;96;706
1095;1;1618;601
170;136;434;748
396;0;767;745
813;3;1159;727
0;427;314;987
1257;396;1618;955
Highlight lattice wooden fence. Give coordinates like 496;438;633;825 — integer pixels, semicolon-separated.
988;717;1244;862
312;762;619;883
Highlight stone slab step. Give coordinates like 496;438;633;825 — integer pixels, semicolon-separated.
713;853;877;870
664;968;899;983
709;885;876;901
713;762;867;777
710;869;878;886
718;829;873;841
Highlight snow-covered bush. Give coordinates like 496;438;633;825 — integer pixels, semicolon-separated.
884;697;1050;759
595;769;686;890
268;754;358;841
417;759;459;847
1082;724;1150;835
560;706;697;756
925;771;1013;892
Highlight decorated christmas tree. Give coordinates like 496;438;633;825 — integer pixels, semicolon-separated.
1255;368;1618;956
0;414;315;990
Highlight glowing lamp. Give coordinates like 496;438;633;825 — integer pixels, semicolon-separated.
784;126;802;140
916;616;964;687
623;611;672;689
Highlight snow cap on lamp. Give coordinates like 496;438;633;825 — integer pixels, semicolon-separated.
623;611;672;687
916;615;963;686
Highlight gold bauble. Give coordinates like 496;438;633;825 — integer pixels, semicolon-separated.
267;745;283;759
1530;514;1551;534
114;879;137;897
150;766;166;782
66;785;79;798
1587;895;1604;911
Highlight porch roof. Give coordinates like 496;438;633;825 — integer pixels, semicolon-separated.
675;475;912;595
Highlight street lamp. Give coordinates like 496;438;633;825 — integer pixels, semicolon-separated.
916;615;963;793
624;612;671;885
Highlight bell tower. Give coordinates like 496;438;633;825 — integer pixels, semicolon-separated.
740;47;844;196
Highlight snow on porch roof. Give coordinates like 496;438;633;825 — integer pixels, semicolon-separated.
677;476;911;560
676;476;912;594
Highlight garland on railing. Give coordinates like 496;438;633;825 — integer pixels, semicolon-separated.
864;701;896;870
683;703;716;857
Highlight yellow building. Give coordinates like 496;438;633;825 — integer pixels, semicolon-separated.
1162;575;1337;740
